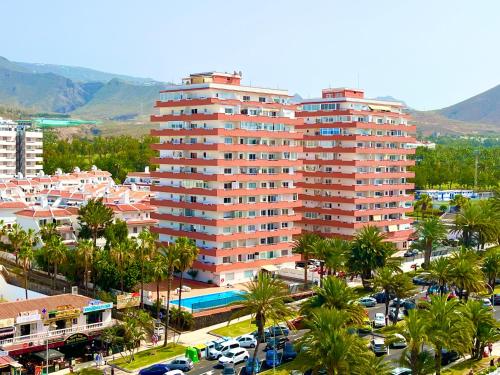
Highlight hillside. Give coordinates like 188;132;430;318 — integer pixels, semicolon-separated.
0;56;165;119
16;61;154;84
438;84;500;124
72;79;167;119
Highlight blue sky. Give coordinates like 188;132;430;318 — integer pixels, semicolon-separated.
1;0;499;110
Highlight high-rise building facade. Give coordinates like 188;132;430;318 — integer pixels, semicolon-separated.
150;72;303;285
296;88;415;249
16;122;43;177
0;118;43;179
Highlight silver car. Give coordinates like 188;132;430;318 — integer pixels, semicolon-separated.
167;358;194;372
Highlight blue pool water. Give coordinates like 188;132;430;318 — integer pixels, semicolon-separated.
171;290;246;312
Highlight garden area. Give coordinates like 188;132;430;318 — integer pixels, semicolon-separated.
109;344;186;371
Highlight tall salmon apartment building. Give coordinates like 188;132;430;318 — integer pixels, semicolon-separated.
150;72;415;285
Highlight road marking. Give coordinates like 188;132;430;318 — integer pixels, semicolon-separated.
199;371;214;375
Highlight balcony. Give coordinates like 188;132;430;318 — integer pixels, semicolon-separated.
0;320;114;348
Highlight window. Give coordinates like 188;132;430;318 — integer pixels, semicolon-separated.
224;122;234;129
222;257;231;263
224;153;233;160
242;95;250;101
225;108;234;114
258;97;266;103
224;197;231;204
224;137;233;144
133;227;138;234
244;270;254;278
248;182;257;189
224;168;232;174
225;272;235;281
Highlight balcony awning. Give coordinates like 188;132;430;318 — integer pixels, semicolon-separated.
0;356;22;369
33;349;65;361
369;104;392;112
261;265;278;272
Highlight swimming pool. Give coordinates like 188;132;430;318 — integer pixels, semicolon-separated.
171;290;246;312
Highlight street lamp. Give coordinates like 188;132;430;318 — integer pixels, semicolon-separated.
45;323;57;375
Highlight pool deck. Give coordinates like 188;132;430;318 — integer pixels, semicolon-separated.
143;277;248;304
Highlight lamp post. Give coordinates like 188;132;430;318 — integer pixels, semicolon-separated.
45;323;57;375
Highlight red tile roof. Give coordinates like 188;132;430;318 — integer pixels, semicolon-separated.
15;207;73;218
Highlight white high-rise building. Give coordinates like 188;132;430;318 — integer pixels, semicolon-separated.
0;118;43;179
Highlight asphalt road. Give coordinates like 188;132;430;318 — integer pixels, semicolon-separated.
190;330;306;375
183;291;500;375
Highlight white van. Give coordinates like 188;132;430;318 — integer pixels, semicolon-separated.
207;340;240;360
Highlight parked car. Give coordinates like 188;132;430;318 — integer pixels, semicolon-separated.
208;340;240;359
139;364;171;375
482;298;494;310
218;348;250;366
265;350;283;368
391;368;412;375
373;313;386;328
412;273;431;286
268;325;290;337
166;371;184;375
491;294;500;305
441;349;459;365
265;336;289;351
388;308;404;322
236;334;257;348
244;358;262;374
390;334;407;349
221;365;235;375
370;338;388;355
404;249;419;257
359;296;377;308
251;328;271;340
372;291;395;303
282;342;297;361
167;358;193;372
390;298;407;307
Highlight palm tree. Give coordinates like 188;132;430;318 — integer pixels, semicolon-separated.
348;225;399;288
448;248;485;301
138;228;158;308
310;238;331;286
323;238;350;276
358;354;393;375
453;203;491;248
450;194;470;211
150;252;168;319
230;273;292;373
78;198;114;246
18;244;35;299
39;223;59;243
293;232;321;286
111;239;133;293
160;242;181;347
460;299;500;360
391;273;416;325
414;217;447;269
44;236;67;290
422;296;473;375
425;257;451;296
398;310;433;375
76;239;94;292
372;267;400;319
415;194;433;218
300;276;366;325
174;237;198;324
296;309;371;375
482;247;500;290
8;224;26;264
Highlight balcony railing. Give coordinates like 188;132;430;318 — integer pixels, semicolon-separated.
0;320;114;347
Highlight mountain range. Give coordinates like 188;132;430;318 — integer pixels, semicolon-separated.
0;56;499;136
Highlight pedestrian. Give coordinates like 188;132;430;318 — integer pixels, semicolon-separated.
488;342;493;355
111;366;115;375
